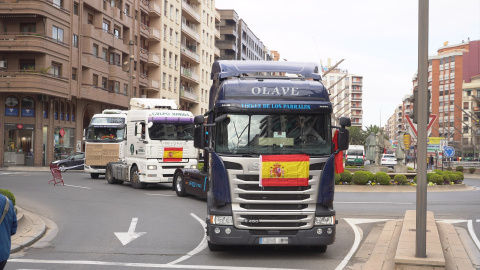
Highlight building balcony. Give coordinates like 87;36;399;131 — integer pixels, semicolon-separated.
108;63;127;79
0;0;70;23
140;23;149;38
215;10;221;23
216;40;236;51
182;0;201;23
181;22;200;42
0;33;69;58
214;46;220;57
147;53;160;67
180;67;199;83
139;0;149;13
219;25;237;37
145;78;160;91
138;73;148;87
148;27;161;42
214;28;221;39
81;53;109;71
139;47;149;63
180;86;199;102
82;24;115;47
149;1;161;17
0;70;69;98
80;84;129;107
181;44;200;63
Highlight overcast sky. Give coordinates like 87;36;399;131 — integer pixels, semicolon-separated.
215;0;480;129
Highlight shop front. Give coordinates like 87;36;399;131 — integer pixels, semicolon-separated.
3;123;35;166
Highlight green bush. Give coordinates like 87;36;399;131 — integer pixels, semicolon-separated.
469;167;476;174
0;189;15;206
340;170;352;184
334;173;342;185
455;166;463;172
413;175;417;183
429;174;443;185
365;171;374;181
446;166;452;171
407;167;414;170
393;174;408;185
433;169;443;175
353;171;369;185
455;171;464;180
374;172;391;185
427;173;435;181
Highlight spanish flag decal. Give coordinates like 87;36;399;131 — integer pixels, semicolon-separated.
259;154;310;187
164;147;183;162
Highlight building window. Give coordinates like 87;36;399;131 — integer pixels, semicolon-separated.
163;25;167;41
72;34;78;48
163;49;167;65
164;0;168;16
88;14;94;24
114;26;121;38
175;9;179;23
103;20;110;33
53;0;62;8
19;59;35;71
102;77;107;89
20;23;36;33
463;102;469;109
169;28;173;44
52;26;64;42
51;62;62;77
21;97;35;117
102;48;107;61
114;81;120;93
93;74;99;87
124;83;128;95
72;68;77;80
162;73;166;89
174;77;177;92
124;4;130;16
73;2;79;15
169;52;172;67
5;96;19;117
174;55;178;69
93;44;99;57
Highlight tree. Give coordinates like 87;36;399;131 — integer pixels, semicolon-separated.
365;125;381;135
347;126;366;145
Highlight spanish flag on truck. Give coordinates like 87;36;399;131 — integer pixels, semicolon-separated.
259;154;310;187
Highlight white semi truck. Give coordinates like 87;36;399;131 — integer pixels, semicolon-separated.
84;109;128;179
105;98;198;188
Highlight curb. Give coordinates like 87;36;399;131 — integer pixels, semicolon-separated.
11;207;47;253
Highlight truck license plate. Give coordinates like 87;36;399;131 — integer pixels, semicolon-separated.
259;237;288;245
167;177;173;181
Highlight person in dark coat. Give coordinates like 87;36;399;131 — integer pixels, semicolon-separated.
428;154;434;170
0;194;17;270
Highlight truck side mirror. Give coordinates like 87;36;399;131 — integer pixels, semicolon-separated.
339;117;351;128
194;115;204;125
194;126;205;149
337;128;349;151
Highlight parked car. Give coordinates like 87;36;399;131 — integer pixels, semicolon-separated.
51;152;85;171
381;154;396;168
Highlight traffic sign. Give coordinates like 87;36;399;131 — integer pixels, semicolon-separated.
405;114;437;139
443;146;455;158
404;134;411;149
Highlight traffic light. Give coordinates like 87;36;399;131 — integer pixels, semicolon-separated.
409;89;430;124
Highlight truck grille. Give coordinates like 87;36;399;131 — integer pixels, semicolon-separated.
228;157;323;230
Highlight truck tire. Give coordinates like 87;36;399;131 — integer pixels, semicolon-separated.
174;172;187;197
106;166;120;184
207;240;223;251
312;245;327;253
91;173;100;179
130;166;145;189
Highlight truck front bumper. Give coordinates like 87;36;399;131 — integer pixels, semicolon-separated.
207;224;335;246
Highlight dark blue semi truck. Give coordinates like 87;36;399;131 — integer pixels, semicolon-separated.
173;61;351;251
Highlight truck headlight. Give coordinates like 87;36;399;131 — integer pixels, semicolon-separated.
210;215;233;226
190;165;197;169
147;165;157;170
315;216;335;226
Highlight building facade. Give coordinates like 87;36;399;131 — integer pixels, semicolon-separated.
0;0;217;167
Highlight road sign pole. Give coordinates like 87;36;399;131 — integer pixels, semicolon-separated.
416;0;428;258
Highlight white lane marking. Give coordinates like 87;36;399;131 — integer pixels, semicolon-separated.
467;220;480;252
335;218;393;270
167;213;207;265
145;193;175;197
436;219;468;224
336;202;413;205
9;259;305;269
114;218;146;245
477;219;480;222
63;184;91;189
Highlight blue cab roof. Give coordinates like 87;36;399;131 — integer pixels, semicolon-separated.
211;61;322;80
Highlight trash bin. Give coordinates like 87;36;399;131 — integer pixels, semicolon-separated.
25;156;34;166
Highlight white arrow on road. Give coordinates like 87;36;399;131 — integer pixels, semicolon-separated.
114;218;146;245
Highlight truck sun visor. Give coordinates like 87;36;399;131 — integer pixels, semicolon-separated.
148;116;194;124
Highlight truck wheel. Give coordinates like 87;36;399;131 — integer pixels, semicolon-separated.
312;245;327;253
106;167;119;184
207;240;223;251
174;172;187;197
130;166;145;189
91;173;100;179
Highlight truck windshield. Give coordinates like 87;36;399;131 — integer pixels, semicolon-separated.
215;114;331;155
148;123;195;140
85;127;125;142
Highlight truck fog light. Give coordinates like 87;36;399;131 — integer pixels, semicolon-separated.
214;228;220;234
316;228;322;235
225;228;231;234
327;228;333;234
147;165;157;170
190;165;197;169
315;216;335;226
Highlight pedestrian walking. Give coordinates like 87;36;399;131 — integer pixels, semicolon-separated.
428;154;434;170
0;193;17;270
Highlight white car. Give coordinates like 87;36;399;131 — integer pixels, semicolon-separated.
381;154;396;168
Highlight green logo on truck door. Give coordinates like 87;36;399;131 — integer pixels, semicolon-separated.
130;144;134;155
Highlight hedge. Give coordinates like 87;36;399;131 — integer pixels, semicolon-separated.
374;172;391;185
340;170;352;184
353;171;369;185
0;189;15;206
393;174;408;185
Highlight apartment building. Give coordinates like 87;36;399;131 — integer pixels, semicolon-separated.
324;64;363;128
0;0;217;167
215;9;272;61
384;103;404;141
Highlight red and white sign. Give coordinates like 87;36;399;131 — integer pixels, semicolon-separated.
17;124;23;129
405;114;437;139
59;128;65;137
